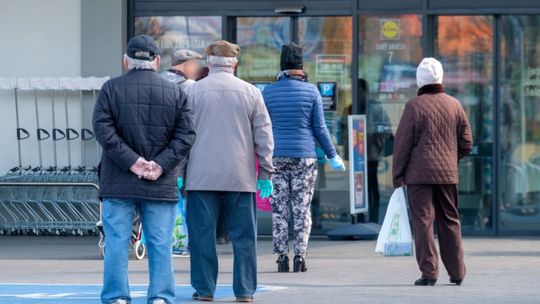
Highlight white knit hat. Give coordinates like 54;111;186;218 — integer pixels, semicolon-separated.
416;57;444;88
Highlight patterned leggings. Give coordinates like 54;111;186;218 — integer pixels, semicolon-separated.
271;157;318;257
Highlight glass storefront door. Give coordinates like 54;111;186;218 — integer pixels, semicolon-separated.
236;17;290;84
436;16;495;233
499;16;540;232
298;16;353;233
235;17;290;234
358;15;424;223
130;10;540;236
236;16;353;234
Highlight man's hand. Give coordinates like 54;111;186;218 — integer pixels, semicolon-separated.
257;179;273;199
130;157;152;178
143;161;163;181
130;157;164;181
177;177;184;190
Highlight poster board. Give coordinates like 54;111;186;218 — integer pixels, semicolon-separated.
348;115;369;214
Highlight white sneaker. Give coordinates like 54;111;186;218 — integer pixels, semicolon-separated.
152;299;167;304
112;299;128;304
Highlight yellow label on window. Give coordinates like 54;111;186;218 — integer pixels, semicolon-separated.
381;19;400;40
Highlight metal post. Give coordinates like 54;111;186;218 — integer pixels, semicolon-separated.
80;90;85;168
92;90;101;164
492;15;501;235
64;90;72;172
34;88;43;169
51;90;58;168
14;87;22;171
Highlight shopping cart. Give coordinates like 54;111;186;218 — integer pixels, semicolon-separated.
0;76;107;236
97;205;146;260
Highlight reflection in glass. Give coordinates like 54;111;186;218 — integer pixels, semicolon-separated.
236;17;290;83
436;16;494;232
299;17;352;231
134;16;222;69
358;15;423;223
235;17;290;235
500;16;540;232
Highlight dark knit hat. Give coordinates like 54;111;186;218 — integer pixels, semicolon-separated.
280;44;303;71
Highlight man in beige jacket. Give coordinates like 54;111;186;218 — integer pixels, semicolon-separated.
180;40;274;303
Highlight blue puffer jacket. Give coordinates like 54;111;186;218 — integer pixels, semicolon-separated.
263;78;337;159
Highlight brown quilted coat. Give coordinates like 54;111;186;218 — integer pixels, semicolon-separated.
392;84;473;187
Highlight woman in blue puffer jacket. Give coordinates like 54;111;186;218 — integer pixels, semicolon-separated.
263;44;346;273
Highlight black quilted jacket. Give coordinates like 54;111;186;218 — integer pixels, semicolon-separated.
92;69;196;201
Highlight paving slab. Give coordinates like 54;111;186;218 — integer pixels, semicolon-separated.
0;236;539;303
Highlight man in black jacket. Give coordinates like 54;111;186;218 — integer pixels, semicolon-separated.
93;35;196;304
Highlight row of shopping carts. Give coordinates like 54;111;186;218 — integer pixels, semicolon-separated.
0;166;100;236
0;77;107;236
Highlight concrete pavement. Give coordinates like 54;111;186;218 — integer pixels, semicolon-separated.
0;236;539;303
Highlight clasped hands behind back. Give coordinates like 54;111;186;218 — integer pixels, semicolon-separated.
129;157;163;181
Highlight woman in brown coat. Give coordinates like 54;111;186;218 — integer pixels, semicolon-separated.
392;57;473;286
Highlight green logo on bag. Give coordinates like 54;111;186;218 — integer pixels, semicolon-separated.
388;214;401;242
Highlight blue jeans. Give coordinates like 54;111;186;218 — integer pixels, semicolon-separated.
186;191;257;298
101;198;177;304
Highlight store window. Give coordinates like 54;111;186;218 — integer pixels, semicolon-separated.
236;17;290;84
358;15;423;223
235;17;290;234
133;16;222;69
436;16;494;232
500;15;540;232
299;16;353;231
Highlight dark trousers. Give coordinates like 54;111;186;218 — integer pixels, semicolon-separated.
367;160;380;223
407;184;466;281
186;191;257;298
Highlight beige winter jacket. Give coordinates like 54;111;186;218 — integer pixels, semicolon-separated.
181;66;274;192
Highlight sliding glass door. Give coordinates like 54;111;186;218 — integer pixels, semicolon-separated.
235;16;353;234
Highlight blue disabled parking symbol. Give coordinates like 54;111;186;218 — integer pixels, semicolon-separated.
0;284;285;303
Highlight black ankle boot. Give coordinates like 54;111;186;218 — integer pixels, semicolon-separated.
293;255;307;272
276;255;289;272
414;278;437;286
450;278;463;286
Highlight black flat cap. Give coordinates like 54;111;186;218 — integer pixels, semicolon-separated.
126;35;158;61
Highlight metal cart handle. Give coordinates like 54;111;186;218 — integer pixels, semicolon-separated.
82;128;95;141
17;128;30;140
53;128;66;140
37;128;50;141
67;128;80;140
0;181;99;191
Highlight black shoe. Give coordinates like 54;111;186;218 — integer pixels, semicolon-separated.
276;255;289;272
450;278;463;286
293;255;307;273
192;292;214;301
414;278;437;286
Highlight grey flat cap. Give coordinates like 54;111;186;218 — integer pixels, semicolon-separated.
172;49;203;66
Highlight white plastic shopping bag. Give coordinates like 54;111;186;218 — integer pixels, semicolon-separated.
375;187;413;256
